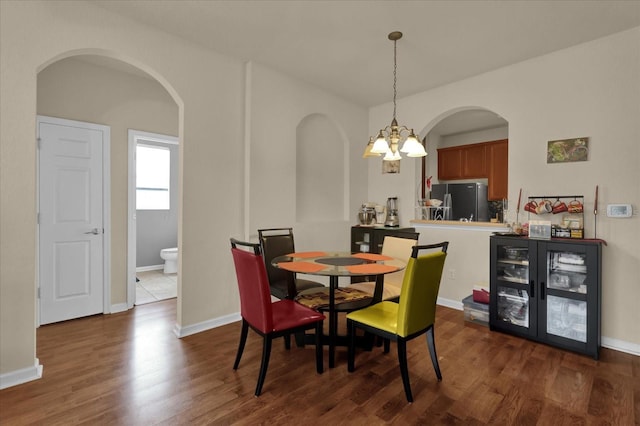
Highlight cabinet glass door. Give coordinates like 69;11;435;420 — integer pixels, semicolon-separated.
547;250;588;294
496;286;530;327
546;295;587;342
543;248;589;342
492;241;535;334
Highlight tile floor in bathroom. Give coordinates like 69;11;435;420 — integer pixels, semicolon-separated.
135;269;177;305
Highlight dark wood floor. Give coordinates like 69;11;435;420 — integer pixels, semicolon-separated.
1;299;638;425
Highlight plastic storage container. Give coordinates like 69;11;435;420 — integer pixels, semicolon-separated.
462;295;489;327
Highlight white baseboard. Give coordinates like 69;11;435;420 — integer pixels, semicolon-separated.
437;296;463;311
110;303;129;314
0;358;42;390
602;337;640;357
173;312;241;338
437;297;639;357
136;265;164;272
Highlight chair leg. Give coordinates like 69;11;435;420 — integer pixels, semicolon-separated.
315;321;324;374
397;339;413;403
284;333;291;350
426;326;442;381
383;338;390;354
347;319;356;372
294;331;306;348
233;320;249;370
255;335;273;396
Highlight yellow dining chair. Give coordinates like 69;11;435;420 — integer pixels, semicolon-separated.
346;242;448;403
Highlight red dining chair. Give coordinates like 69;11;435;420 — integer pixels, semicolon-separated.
230;238;325;396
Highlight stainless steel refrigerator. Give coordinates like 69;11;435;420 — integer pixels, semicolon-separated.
430;183;489;222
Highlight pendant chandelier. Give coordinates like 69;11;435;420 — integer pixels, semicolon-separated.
363;31;427;161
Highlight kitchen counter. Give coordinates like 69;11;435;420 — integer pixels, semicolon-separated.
411;219;511;232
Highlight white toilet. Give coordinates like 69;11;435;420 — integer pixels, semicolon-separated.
160;247;178;274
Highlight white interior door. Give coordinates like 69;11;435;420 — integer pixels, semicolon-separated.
38;116;110;325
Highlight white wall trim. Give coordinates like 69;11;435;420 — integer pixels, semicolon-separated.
601;337;640;357
437;296;463;310
173;312;241;338
436;297;639;357
243;61;252;240
0;358;43;390
110;303;129;314
136;265;164;272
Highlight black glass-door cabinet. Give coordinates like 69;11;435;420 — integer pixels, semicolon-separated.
490;235;602;359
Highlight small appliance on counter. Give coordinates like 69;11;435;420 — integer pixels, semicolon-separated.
385;197;399;227
357;204;376;226
374;204;386;224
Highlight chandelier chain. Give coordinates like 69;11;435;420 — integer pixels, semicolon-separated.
393;38;397;120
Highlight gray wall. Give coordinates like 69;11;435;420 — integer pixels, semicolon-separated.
136;141;179;267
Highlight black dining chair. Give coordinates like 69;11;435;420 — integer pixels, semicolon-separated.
258;228;325;300
230;238;325;396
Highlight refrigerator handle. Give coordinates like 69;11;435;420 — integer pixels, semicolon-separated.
530;280;535;298
540;281;545;300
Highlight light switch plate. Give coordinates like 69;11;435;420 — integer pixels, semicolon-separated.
606;204;632;218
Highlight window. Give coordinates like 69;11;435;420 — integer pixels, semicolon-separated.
136;144;170;210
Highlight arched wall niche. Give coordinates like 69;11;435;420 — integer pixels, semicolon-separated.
295;113;347;223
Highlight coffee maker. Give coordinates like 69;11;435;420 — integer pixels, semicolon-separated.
385;197;399;227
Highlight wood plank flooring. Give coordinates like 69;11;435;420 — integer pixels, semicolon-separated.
0;299;638;425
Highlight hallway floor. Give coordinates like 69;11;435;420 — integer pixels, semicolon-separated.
135;269;177;305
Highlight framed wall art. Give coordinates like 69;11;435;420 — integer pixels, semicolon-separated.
382;159;400;174
547;137;589;163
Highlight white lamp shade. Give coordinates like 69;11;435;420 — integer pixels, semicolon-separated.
383;148;401;161
371;133;390;154
401;136;427;157
363;139;382;158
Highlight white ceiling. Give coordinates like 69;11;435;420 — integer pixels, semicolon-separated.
89;0;640;108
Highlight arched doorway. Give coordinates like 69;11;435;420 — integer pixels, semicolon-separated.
419;107;509;220
36;52;183;323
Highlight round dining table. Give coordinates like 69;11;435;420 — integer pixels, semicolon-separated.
272;251;406;368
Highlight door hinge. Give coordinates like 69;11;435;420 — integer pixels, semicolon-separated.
37;212;40;224
37;137;41;149
37;287;41;299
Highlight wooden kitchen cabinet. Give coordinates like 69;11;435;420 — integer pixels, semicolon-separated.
437;148;462;180
487;139;508;200
436;139;508;200
463;143;487;178
437;143;486;180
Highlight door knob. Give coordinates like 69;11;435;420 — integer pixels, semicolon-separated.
84;228;100;235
